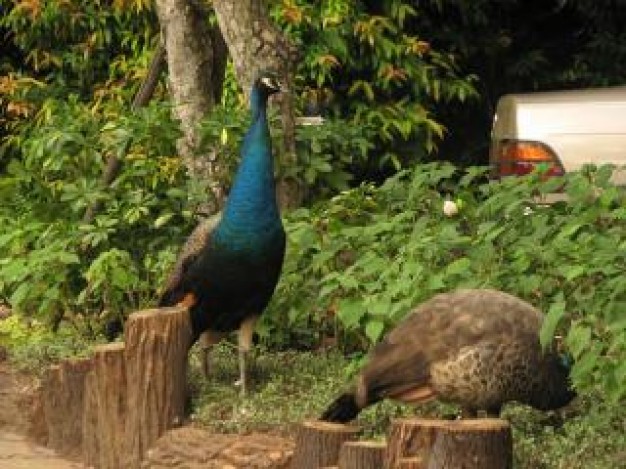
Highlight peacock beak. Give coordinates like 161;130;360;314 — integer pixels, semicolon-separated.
260;76;283;93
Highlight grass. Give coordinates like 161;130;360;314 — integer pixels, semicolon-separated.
3;320;625;468
189;342;626;469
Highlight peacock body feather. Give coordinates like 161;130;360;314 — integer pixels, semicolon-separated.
321;289;576;422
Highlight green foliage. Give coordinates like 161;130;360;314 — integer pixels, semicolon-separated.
0;0;157;93
0;98;192;326
0;315;96;373
197;105;376;198
271;0;478;173
263;163;626;401
187;345;625;467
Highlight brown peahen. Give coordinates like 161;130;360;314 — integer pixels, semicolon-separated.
321;289;576;422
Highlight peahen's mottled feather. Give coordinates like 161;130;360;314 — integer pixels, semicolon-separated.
321;289;576;422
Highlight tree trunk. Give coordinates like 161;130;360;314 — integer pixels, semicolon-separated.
385;418;513;469
123;306;193;468
41;357;92;459
212;0;303;209
291;420;360;469
338;440;387;469
155;0;229;210
83;343;127;469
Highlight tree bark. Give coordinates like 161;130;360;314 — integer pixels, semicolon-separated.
41;357;93;459
82;343;127;469
338;440;387;469
212;0;303;209
155;0;229;210
291;420;360;469
123;306;193;468
397;457;423;469
385;418;513;469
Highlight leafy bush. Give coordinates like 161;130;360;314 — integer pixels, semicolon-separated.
197;105;376;200
263;163;626;402
0;98;191;327
271;0;477;173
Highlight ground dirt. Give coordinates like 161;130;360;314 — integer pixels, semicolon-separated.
0;360;82;468
0;357;294;468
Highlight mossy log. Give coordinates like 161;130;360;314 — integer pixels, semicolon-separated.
338;440;387;469
124;306;192;468
291;420;360;469
83;342;127;469
41;357;92;459
385;418;512;469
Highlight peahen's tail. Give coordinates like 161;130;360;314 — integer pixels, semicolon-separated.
320;393;362;423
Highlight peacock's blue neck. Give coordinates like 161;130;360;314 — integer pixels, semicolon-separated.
215;87;282;247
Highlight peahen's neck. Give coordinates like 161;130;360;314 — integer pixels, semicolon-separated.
215;87;281;244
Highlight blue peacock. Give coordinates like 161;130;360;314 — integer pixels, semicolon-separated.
159;71;286;395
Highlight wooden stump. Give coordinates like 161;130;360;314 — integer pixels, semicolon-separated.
124;307;192;468
42;357;92;459
291;420;360;469
338;440;387;469
385;418;512;469
83;342;127;469
397;457;422;468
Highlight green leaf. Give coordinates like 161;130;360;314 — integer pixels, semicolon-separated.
337;299;364;329
566;323;592;358
540;295;566;349
154;213;174;228
365;319;385;343
446;257;471;276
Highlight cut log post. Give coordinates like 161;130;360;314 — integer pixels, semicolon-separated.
41;357;93;459
83;342;127;469
385;418;512;469
124;306;192;468
338;440;387;469
397;457;422;468
291;420;360;469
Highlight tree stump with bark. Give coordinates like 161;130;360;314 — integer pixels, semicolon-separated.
291;420;360;469
83;342;127;469
385;418;512;469
124;306;192;468
41;357;92;459
397;457;422;468
338;440;387;469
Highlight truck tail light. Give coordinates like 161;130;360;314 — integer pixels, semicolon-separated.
491;140;565;178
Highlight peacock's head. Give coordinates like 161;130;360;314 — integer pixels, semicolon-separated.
532;336;577;411
254;70;284;96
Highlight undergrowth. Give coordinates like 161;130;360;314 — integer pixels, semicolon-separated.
188;343;625;469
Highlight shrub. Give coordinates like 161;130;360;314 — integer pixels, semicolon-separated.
263;163;626;402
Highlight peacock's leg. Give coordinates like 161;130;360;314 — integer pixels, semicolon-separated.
237;315;258;396
198;330;225;379
200;345;213;378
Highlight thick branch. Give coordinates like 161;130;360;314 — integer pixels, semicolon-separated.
83;44;166;224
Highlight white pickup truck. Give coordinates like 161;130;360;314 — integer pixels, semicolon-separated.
490;86;626;185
